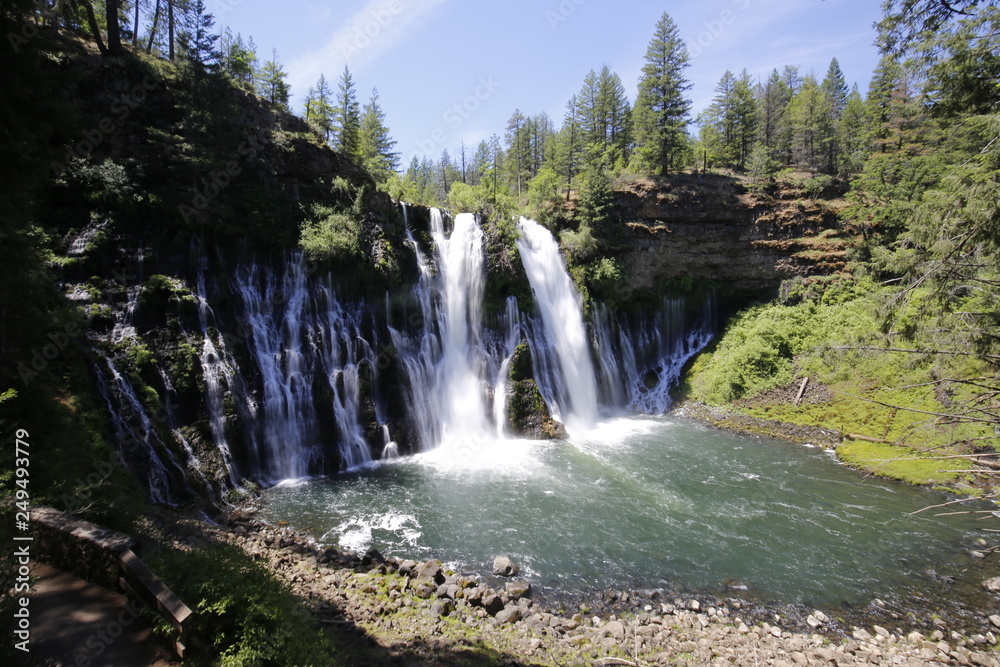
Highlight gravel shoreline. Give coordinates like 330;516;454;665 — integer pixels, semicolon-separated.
191;510;1000;666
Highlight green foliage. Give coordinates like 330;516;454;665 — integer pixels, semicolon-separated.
446;181;486;214
299;204;362;264
358;88;399;183
560;224;598;262
691;285;881;404
525;167;562;222
576;166;614;228
632;12;692;175
148;540;342;666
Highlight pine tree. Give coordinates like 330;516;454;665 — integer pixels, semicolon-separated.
305;74;334;141
358;88;399;184
699;70;757;169
788;74;827;171
219;29;257;90
632;12;691;175
839;84;868;175
179;0;219;69
106;0;123;55
257;48;291;112
553;95;583;200
819;57;849;174
334;65;361;161
758;69;791;165
470;140;490;187
505;109;530;196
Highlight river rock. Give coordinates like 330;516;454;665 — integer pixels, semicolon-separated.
481;592;505;616
493;556;519;577
431;598;454;616
506;581;532;600
983;577;1000;592
601;619;626;640
397;559;418;576
495;606;522;624
413;559;444;584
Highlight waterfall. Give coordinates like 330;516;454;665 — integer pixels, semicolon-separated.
516;217;599;429
314;283;373;471
592;295;716;413
95;359;182;504
491;297;522;438
434;211;491;440
235;255;322;482
391;208;495;448
92;203;721;498
195;272;248;488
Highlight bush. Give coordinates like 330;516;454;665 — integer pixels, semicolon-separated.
299;205;362;264
149;540;341;666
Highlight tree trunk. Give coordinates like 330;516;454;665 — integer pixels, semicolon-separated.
106;0;123;55
133;0;140;45
168;0;174;61
146;0;160;53
81;0;108;55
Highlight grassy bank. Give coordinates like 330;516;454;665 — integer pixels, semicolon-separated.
679;276;997;493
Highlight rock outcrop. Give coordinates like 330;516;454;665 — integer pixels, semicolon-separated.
503;343;567;440
608;175;850;299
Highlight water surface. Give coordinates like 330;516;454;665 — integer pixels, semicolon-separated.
262;416;995;610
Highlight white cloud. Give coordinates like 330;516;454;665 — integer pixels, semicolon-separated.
288;0;449;99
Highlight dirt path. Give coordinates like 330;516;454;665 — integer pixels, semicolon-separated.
29;561;176;667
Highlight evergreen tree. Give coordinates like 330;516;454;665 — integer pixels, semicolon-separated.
865;54;903;144
358;88;399;183
470;140;491;187
553;95;583;200
505;109;530;196
219;29;257;90
257;48;291;112
334;65;361;161
758;69;792;165
632;12;691;175
531;112;556;176
839;84;868;175
178;0;219;69
819;57;849;174
305;74;334;141
699;69;757;169
788;74;827;171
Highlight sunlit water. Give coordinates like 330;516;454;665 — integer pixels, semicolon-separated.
261;416;996;610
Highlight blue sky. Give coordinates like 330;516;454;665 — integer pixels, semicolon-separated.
213;0;885;166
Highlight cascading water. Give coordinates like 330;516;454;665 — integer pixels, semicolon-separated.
391;208;500;448
95;202;718;503
592;295;715;413
236;256;322;482
95;358;182;504
195;272;247;487
314;283;373;471
516;217;599;429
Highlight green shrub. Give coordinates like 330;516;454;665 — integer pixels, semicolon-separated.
299;205;362;264
149;541;342;666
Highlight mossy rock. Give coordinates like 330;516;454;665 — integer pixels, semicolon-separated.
503;343;566;439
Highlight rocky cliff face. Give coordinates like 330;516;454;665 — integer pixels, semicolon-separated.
607;175;850;300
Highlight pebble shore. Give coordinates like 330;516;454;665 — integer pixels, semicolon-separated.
197;512;1000;666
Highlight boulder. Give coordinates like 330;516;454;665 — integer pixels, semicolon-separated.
983;577;1000;592
495;606;522;624
431;598;454;617
503;343;567;440
506;581;532;600
493;556;520;577
413;559;444;585
481;592;505;616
